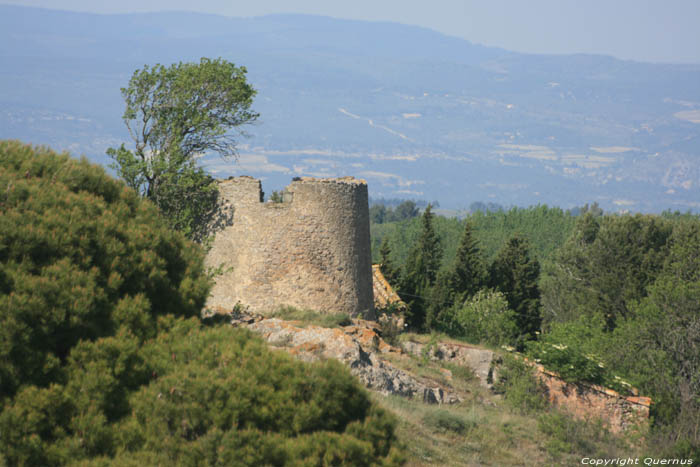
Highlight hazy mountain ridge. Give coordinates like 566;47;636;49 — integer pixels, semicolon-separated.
1;4;699;210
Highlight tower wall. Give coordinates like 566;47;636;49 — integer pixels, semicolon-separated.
205;176;374;318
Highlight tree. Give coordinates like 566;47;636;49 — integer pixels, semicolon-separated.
369;204;388;224
393;200;420;222
489;234;542;344
268;190;284;203
609;221;700;453
427;222;486;330
0;141;211;405
541;214;672;329
449;222;486;302
454;289;519;346
400;204;443;330
107;57;258;240
379;237;400;286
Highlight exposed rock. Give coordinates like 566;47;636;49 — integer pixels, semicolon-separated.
402;340;496;388
402;339;651;433
535;365;651;434
233;315;460;404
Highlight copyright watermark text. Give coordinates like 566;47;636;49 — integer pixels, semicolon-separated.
581;458;694;466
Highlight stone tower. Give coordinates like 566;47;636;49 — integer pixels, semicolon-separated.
205;176;374;318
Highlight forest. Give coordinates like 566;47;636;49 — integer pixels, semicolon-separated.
371;200;700;458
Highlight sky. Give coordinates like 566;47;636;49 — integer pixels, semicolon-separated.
3;0;700;64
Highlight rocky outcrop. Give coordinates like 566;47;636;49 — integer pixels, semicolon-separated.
220;310;650;432
402;340;496;388
229;314;460;404
402;340;650;433
535;365;651;434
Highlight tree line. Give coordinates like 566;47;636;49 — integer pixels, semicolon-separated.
379;205;542;349
376;202;700;457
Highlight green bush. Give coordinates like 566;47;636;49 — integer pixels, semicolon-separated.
439;289;519;346
422;409;475;435
0;319;404;465
492;355;548;414
0;141;211;402
527;341;606;385
526;321;634;394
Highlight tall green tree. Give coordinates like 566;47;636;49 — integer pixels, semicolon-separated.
107;57;258;240
489;234;542;343
400;205;443;330
541;214;672;329
379;237;400;286
427;222;486;329
449;222;486;301
392;200;420;222
608;221;700;453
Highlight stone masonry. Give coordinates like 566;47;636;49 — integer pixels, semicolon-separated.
205;176;374;318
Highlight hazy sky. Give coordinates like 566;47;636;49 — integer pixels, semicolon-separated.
4;0;700;64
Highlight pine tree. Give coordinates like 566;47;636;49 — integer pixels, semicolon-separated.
489;234;541;343
450;222;486;302
379;237;400;286
427;222;485;330
400;205;443;330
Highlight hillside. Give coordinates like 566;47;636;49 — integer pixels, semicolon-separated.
219;307;651;465
0;142;403;465
2;140;698;463
1;5;700;211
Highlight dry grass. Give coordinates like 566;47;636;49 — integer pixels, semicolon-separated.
373;336;643;466
264;306;352;328
374;393;549;466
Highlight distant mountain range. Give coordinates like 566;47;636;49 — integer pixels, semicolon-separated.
1;4;699;211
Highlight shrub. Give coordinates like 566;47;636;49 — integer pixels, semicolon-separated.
527;341;606;385
422;409;475;434
526;322;634;394
376;302;405;347
0;320;403;465
492;355;548;414
0;141;211;402
439;289;519;346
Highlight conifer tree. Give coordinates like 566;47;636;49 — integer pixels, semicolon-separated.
489;234;542;343
427;222;486;330
400;204;443;330
449;222;486;302
379;237;400;286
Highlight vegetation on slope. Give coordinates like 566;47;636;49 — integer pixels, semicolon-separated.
376;338;637;466
371;203;578;268
374;197;700;457
0;141;402;466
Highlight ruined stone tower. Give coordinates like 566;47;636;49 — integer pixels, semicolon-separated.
205;176;374;318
